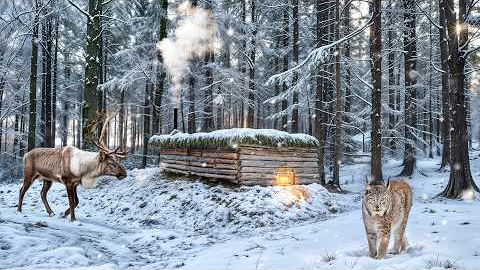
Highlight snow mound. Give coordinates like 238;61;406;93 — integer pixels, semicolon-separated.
149;128;319;149
84;168;355;236
6;168;352;238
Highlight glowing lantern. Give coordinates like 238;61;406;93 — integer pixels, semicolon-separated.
275;167;296;186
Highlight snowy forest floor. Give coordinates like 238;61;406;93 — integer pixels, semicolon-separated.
1;148;480;269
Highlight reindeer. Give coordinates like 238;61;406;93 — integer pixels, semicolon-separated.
17;111;128;221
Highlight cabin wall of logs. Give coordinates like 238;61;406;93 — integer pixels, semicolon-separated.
158;145;320;186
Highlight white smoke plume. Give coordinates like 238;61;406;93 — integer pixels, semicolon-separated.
157;2;220;106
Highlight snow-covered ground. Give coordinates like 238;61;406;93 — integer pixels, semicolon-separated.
0;151;479;269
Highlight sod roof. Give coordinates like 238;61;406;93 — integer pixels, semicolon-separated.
149;128;319;150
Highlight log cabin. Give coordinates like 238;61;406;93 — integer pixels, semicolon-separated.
149;129;320;186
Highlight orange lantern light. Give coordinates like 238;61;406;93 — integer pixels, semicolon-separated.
275;167;296;186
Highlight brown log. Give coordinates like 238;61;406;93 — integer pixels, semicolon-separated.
160;149;238;159
240;166;318;174
162;167;238;180
162;163;238;175
239;146;318;156
239;172;319;180
240;178;318;186
161;159;238;170
239;154;318;162
160;154;239;165
295;178;320;185
240;160;318;168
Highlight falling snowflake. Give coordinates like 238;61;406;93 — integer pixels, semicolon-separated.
461;188;476;202
453;162;461;171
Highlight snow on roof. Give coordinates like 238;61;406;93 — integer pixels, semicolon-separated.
149;128;319;149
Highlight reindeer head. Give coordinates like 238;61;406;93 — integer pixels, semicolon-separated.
87;111;128;180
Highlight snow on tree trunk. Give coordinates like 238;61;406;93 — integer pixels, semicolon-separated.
438;0;450;169
370;0;383;184
439;0;479;198
27;0;39;152
399;0;417;177
82;0;102;149
290;0;299;133
332;0;342;189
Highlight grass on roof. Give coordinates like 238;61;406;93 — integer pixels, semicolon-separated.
149;128;319;150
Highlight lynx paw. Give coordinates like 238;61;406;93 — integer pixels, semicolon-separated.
374;254;386;259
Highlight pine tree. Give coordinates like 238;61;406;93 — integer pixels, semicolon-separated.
399;0;417;177
438;0;450;169
332;0;343;189
439;0;479;198
290;0;299;133
27;0;40;152
370;0;383;184
81;0;103;149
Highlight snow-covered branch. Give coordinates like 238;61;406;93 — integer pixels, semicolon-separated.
265;14;373;86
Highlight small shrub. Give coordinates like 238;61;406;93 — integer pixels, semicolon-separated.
424;255;459;269
321;251;337;263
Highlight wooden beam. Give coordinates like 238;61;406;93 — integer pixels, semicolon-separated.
162;167;238;180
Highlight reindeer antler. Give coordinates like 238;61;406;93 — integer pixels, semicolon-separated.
108;146;129;158
99;112;115;144
87;110;128;158
86;111;110;153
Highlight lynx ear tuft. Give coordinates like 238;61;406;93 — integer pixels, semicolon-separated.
386;177;391;190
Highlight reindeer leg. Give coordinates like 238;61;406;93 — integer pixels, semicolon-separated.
17;174;36;213
64;183;76;221
74;184;79;208
41;180;54;216
64;183;80;217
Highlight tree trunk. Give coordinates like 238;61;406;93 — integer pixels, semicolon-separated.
273;33;281;130
428;1;433;159
387;0;396;151
281;6;289;131
52;14;58;147
142;81;151;168
118;90;126;149
438;0;450;169
62;52;71;147
399;0;417;177
343;0;352;152
131;106;137;154
187;74;196;133
246;0;256;128
332;0;342;189
82;0;102;149
202;0;215;132
40;19;47;148
439;0;479;198
19;90;26;157
152;0;168;135
27;0;39;152
290;0;299;133
314;0;329;185
14;113;19;156
370;0;383;184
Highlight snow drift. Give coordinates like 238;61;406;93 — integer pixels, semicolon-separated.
3;168;354;237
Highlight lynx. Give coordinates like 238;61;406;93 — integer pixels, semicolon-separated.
362;179;412;259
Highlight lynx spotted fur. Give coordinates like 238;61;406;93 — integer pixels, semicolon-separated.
362;179;412;259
